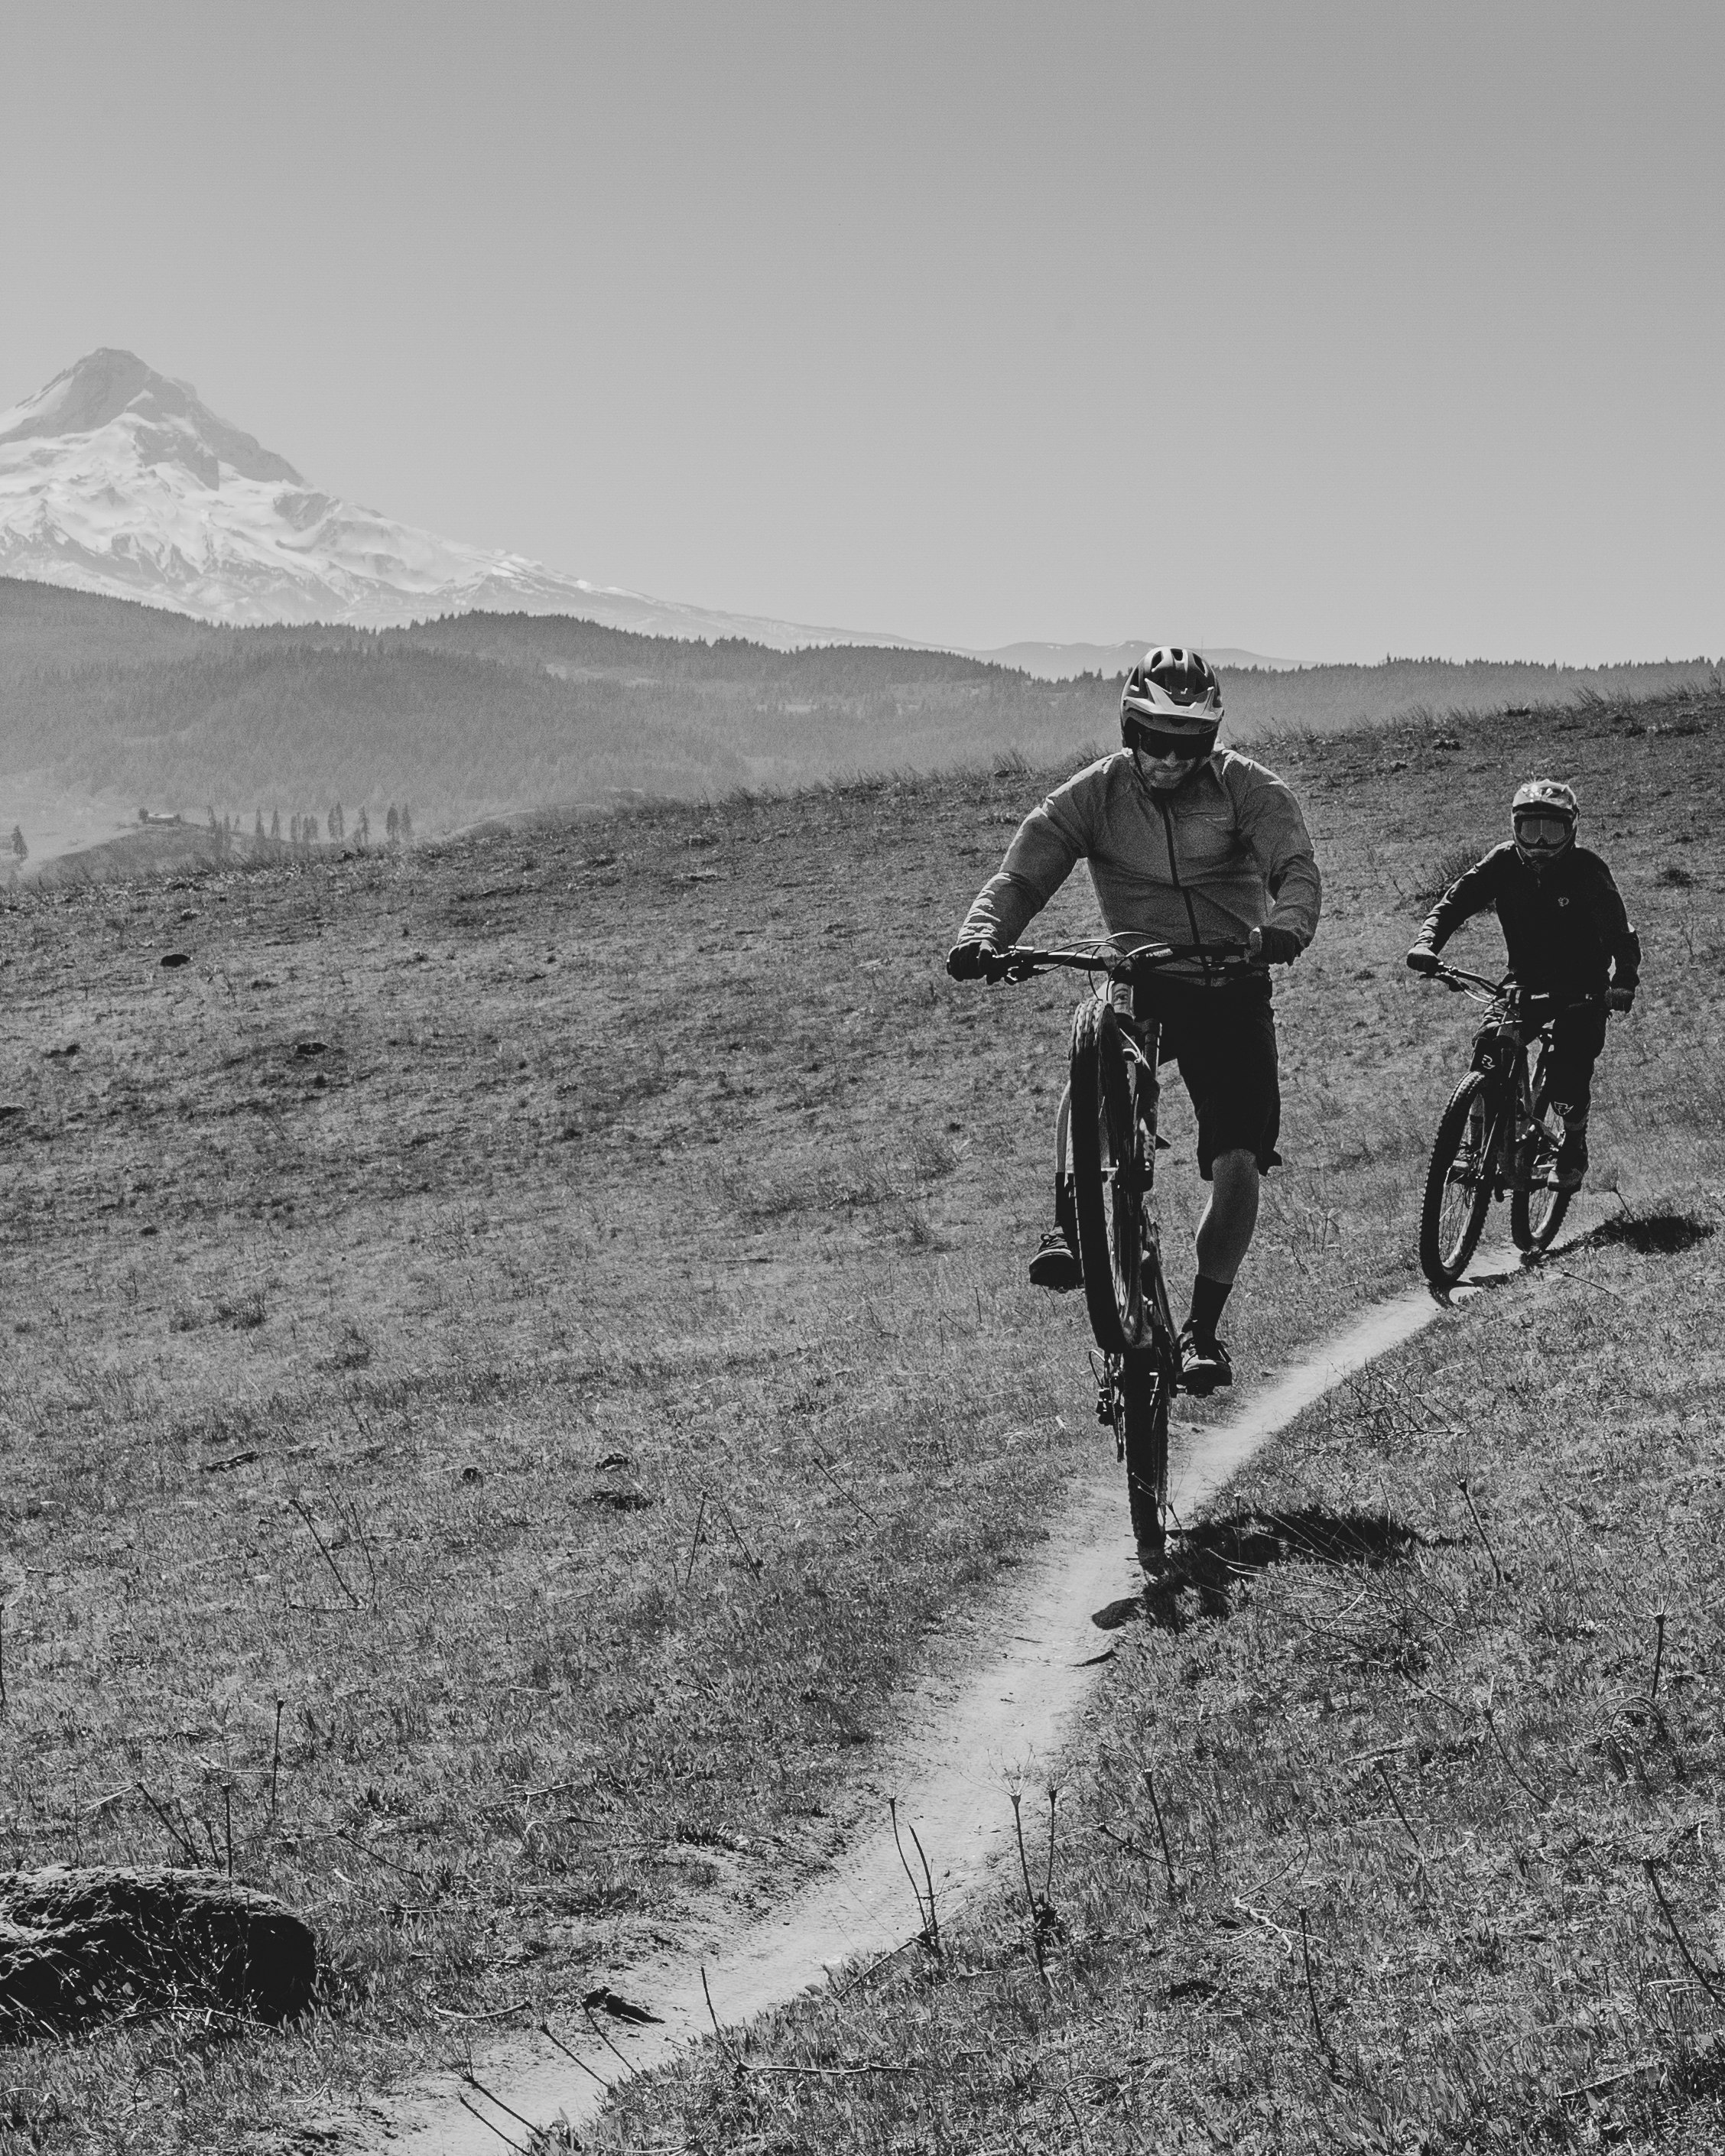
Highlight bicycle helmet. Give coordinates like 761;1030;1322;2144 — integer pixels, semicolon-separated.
1120;647;1223;758
1511;778;1578;865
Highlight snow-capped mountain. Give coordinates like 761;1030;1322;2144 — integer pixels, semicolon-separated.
0;349;909;645
0;350;1300;668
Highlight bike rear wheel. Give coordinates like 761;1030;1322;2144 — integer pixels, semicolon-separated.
1069;998;1152;1352
1419;1070;1497;1287
1117;1349;1172;1569
1510;1044;1573;1254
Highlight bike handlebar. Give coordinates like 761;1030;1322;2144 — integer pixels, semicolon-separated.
981;938;1259;985
1419;961;1608;1014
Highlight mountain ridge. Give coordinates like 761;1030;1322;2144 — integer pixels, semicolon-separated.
0;349;932;647
0;350;1284;673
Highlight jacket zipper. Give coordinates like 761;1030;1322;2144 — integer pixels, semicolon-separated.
1155;792;1210;968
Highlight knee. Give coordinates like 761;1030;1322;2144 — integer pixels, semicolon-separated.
1213;1148;1259;1192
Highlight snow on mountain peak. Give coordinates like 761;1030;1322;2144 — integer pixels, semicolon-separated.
0;347;304;489
0;347;922;646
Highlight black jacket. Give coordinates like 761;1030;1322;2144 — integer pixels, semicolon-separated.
1421;842;1641;992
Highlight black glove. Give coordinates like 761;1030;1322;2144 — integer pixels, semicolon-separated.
1253;925;1303;966
946;939;998;982
1605;982;1636;1013
1405;943;1441;976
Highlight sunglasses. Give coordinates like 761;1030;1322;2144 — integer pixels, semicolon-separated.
1515;813;1572;846
1128;727;1216;762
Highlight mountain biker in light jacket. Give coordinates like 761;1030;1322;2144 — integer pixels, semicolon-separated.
1406;778;1640;1190
946;648;1322;1395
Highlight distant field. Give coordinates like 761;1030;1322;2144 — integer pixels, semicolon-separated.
1220;652;1722;737
1;680;1720;2149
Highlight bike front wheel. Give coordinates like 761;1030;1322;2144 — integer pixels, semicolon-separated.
1069;998;1151;1353
1510;1047;1573;1254
1117;1349;1171;1569
1419;1071;1497;1287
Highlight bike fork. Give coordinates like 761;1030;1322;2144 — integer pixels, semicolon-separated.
1091;1352;1126;1461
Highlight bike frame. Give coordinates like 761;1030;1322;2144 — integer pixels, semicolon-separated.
984;937;1262;1482
1425;963;1600;1193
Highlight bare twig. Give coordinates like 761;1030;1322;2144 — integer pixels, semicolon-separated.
1298;1908;1331;2058
1060;2085;1091;2151
711;1494;762;1573
907;1819;941;1960
288;1497;362;1608
1483;1707;1545;1807
222;1781;234;1877
1544;1265;1628;1303
719;2057;936;2081
270;1698;284;1821
809;1445;881;1528
1456;1477;1507;1583
683;1493;709;1588
1556;2059;1659;2102
699;1966;741;2071
829;1934;920;1999
1376;1760;1424;1853
1010;1793;1047;1981
133;1781;201;1865
1651;1609;1667;1706
1642;1858;1723;2001
1044;1784;1058;1901
1142;1768;1177;1895
888;1798;937;1956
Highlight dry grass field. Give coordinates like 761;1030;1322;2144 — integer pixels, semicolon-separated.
0;683;1719;2150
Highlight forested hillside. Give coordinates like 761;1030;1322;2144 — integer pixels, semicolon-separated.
2;579;1717;842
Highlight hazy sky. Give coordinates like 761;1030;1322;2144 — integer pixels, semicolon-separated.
5;1;1721;662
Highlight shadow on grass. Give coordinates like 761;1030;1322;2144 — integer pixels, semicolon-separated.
1093;1506;1420;1634
1580;1205;1716;1258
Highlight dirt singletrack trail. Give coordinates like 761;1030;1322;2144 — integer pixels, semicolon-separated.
374;1243;1535;2152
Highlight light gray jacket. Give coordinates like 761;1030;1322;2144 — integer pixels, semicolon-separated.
959;748;1322;980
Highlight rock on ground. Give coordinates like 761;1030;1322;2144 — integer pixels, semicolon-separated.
0;1867;317;2035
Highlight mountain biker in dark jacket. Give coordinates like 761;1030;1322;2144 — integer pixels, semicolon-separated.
946;647;1322;1395
1406;778;1640;1190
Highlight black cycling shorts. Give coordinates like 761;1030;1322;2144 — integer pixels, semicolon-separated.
1125;975;1282;1182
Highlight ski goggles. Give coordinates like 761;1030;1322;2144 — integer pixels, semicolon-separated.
1513;811;1573;847
1126;722;1218;761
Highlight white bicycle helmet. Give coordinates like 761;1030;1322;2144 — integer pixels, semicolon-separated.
1511;778;1578;865
1120;647;1223;756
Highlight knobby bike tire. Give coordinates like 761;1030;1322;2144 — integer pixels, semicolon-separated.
1069;998;1151;1353
1116;1349;1172;1565
1510;1044;1573;1254
1418;1070;1498;1287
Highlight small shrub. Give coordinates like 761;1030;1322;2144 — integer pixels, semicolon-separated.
1399;842;1480;915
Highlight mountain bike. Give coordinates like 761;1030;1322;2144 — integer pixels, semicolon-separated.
980;938;1261;1570
1414;964;1608;1287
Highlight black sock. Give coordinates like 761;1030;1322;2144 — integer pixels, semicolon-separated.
1054;1176;1076;1239
1188;1274;1232;1341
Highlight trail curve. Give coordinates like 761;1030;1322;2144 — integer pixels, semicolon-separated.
375;1250;1519;2151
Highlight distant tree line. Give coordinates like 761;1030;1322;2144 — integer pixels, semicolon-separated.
2;583;1716;832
